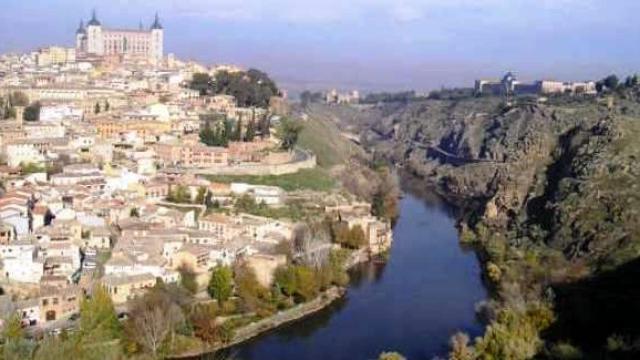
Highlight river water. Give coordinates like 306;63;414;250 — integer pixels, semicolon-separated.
226;191;487;360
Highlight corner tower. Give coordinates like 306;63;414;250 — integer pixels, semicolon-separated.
75;20;86;53
86;9;104;55
150;13;164;64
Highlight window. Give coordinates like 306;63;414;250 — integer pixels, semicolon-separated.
42;299;48;306
53;298;59;305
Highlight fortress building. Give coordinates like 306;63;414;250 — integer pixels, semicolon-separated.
475;72;597;96
76;10;163;64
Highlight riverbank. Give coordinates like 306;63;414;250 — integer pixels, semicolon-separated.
173;286;346;359
227;192;487;360
171;248;371;359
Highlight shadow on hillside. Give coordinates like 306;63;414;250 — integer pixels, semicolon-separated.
546;258;640;358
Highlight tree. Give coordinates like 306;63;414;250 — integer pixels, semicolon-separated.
277;118;303;151
94;102;101;114
274;265;319;302
235;194;258;213
222;119;233;146
378;352;406;360
23;102;41;121
299;91;324;106
199;122;217;146
294;266;319;301
189;72;213;96
207;266;233;303
449;332;474;360
327;249;350;287
245;119;256;142
258;116;271;138
178;265;198;294
2;314;35;360
204;191;214;209
603;75;620;90
167;185;191;203
234;264;270;314
195;186;207;205
2;314;24;342
233;119;243;142
124;289;186;357
349;225;365;249
209;69;280;108
78;286;121;343
189;303;219;344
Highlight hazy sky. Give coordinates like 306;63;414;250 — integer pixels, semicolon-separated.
1;0;639;92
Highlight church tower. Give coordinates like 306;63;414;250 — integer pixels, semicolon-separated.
86;10;104;55
150;13;164;65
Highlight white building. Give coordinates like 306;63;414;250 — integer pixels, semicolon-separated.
76;11;164;64
230;183;285;206
5;142;46;167
0;243;43;283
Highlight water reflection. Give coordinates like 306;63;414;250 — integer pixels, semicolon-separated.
348;261;388;289
224;187;487;360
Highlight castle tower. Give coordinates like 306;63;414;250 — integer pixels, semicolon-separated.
150;13;164;65
86;9;104;55
75;20;86;53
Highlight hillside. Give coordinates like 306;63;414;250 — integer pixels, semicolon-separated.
295;104;367;168
310;94;640;358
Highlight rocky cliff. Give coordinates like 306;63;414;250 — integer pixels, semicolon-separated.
303;94;640;356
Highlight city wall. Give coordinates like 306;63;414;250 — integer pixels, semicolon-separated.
190;149;317;176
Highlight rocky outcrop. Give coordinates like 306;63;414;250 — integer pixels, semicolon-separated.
316;97;638;267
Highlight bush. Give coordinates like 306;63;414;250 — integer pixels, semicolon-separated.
548;342;583;359
207;266;233;303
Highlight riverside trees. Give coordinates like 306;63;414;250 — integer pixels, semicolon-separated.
207;266;233;303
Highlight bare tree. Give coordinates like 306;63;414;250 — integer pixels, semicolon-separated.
125;289;185;357
293;221;332;268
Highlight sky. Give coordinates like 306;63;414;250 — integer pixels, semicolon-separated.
1;0;640;92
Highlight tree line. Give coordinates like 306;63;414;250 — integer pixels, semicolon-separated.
1;91;41;121
189;69;280;108
199;117;259;147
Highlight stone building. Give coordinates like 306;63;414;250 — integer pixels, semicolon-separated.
475;72;597;96
76;10;164;64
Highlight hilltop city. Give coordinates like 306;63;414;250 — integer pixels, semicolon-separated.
0;10;394;351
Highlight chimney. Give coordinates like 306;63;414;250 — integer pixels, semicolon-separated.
14;106;24;125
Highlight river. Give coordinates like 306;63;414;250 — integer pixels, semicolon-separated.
223;191;488;360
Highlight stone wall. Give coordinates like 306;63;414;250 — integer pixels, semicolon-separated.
190;149;317;176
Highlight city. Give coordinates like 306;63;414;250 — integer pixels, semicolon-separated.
1;2;640;360
0;9;395;359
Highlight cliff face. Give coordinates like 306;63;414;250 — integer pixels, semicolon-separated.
304;96;640;355
357;97;640;265
304;96;640;266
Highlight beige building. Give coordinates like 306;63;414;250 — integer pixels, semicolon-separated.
36;47;76;67
102;273;157;304
39;285;81;322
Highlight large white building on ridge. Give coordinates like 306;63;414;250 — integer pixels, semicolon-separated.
75;10;164;64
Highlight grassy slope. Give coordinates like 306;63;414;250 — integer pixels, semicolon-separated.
205;105;367;192
296;104;366;168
